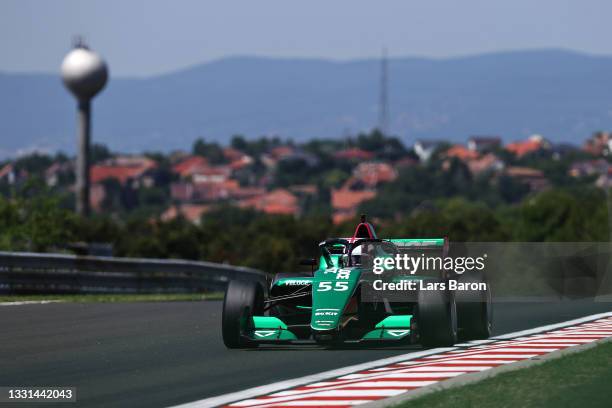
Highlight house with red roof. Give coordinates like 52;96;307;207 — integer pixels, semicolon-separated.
192;166;232;184
334;148;375;161
505;135;551;158
440;145;504;177
223;148;254;170
262;145;319;169
161;204;211;225
238;189;299;215
289;184;318;196
171;179;251;202
505;166;549;191
229;186;266;200
171;156;209;179
331;188;376;224
270;146;295;159
352;162;398;187
223;147;245;162
395;156;418;168
89;156;158;211
91;156;157;187
172;155;242;184
444;145;479;161
467;153;504;176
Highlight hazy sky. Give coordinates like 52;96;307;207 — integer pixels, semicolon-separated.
1;0;611;77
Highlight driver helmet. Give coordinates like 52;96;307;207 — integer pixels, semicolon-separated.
350;245;363;266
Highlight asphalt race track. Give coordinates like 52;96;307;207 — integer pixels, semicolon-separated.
1;299;612;407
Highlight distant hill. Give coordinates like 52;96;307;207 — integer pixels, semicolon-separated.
2;49;612;157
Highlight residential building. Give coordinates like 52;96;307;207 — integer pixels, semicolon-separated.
238;189;299;215
0;163;16;184
289;184;318;196
505;134;551;158
331;188;376;224
583;131;612;156
505;166;549;191
224;148;254;170
171;179;245;202
444;145;479;161
262;146;319;168
89;156;158;211
161;204;211;224
91;156;157;188
395;156;418;168
192;166;232;184
45;161;73;187
595;169;612;189
467;136;502;152
467;153;505;176
413;140;447;162
568;159;610;178
352;162;398;187
172;156;209;179
334;148;375;161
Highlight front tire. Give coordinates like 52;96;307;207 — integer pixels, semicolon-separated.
418;280;458;347
222;280;264;349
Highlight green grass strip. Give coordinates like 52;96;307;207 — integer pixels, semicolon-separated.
396;340;612;408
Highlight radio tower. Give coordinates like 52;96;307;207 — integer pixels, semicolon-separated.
378;48;389;135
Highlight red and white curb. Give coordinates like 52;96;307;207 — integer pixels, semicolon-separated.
171;311;612;408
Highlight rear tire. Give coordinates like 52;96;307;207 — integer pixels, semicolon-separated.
418;280;458;347
455;272;492;340
222;280;264;349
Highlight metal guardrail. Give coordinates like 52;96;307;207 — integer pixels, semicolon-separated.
0;251;268;294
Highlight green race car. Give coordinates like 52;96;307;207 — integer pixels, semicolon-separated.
222;216;492;348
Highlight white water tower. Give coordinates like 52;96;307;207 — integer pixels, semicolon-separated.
61;38;108;216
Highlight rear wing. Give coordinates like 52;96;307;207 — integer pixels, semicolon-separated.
389;237;450;260
388;237;450;278
331;237;448;252
389;238;446;248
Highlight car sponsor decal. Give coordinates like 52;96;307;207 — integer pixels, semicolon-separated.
280;279;313;286
386;330;410;337
314;310;339;317
254;331;277;338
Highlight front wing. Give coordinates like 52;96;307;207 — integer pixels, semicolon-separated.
242;315;414;344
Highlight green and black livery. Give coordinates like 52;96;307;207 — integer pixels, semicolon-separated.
222;216;492;348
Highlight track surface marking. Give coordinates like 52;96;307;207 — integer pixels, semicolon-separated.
177;312;612;408
3;300;612;407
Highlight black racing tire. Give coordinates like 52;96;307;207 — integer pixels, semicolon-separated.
222;280;264;349
455;272;492;340
417;280;458;347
